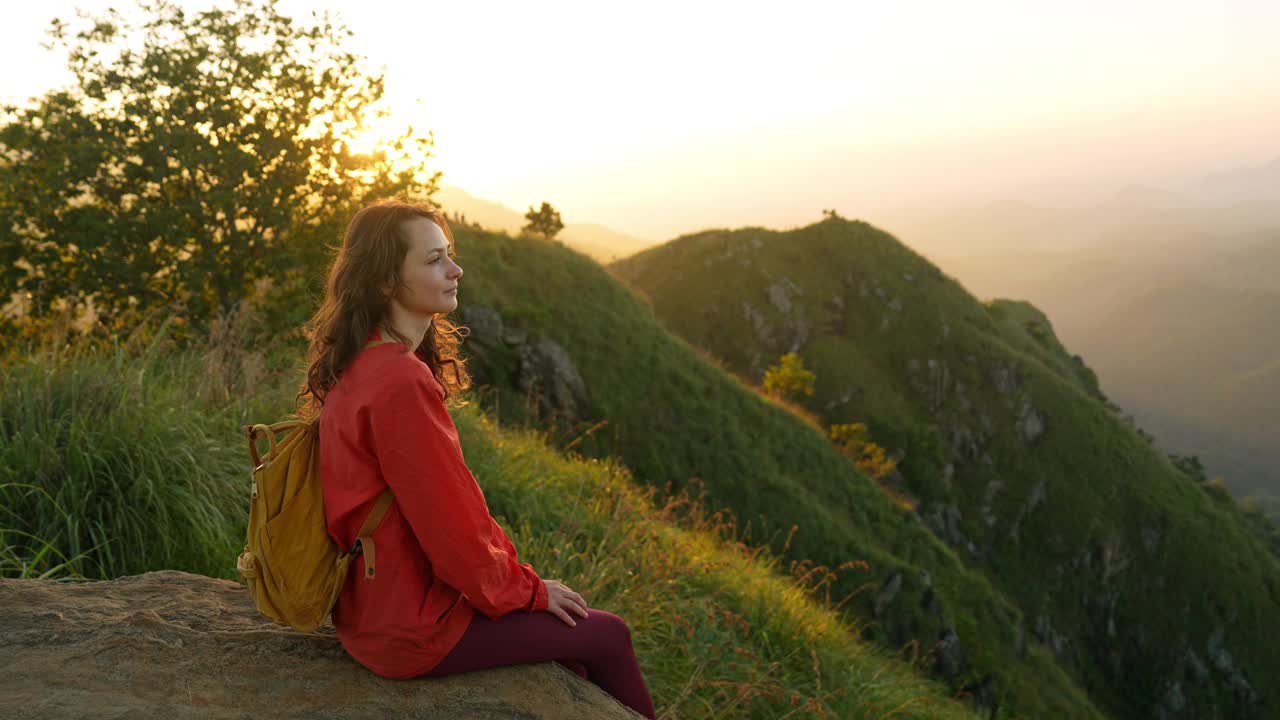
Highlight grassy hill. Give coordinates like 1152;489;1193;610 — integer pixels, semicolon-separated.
607;216;1280;719
421;227;1105;717
0;324;992;718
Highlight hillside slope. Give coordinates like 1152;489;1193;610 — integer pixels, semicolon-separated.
930;234;1280;502
607;217;1280;719
0;329;983;719
442;228;1103;718
1075;281;1280;494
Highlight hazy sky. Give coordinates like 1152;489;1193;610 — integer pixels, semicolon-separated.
3;0;1279;241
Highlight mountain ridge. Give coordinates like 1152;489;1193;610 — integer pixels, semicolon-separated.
607;215;1280;719
444;222;1104;718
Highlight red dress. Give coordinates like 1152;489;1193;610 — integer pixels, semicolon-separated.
320;325;549;678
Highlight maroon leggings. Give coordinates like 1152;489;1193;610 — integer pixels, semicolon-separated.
424;607;656;719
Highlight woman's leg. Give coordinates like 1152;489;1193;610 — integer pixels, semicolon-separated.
424;608;656;720
558;659;589;679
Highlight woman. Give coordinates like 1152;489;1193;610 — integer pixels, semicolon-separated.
298;197;656;719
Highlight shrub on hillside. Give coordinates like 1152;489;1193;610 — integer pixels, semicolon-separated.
763;352;816;401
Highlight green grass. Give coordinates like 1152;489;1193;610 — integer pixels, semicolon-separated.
0;313;992;719
1;323;241;579
459;405;987;718
0;301;309;580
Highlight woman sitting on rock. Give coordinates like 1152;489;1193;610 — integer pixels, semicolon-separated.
298;197;656;719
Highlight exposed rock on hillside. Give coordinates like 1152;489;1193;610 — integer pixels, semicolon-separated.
0;571;643;720
459;303;590;423
519;336;590;418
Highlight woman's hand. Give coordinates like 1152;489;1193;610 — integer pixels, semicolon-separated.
543;579;589;627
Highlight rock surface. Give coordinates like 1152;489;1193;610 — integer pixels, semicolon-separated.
0;571;643;719
457;302;591;426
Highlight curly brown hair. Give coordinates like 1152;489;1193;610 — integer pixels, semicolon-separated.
296;197;472;417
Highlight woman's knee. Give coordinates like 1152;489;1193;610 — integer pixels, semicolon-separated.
588;609;632;645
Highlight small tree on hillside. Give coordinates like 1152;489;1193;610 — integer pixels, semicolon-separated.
523;201;564;241
830;422;899;480
1169;453;1207;483
762;352;816;402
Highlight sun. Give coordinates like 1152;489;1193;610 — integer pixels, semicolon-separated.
337;108;440;185
346;115;405;156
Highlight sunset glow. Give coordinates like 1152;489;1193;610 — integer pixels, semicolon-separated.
3;0;1277;240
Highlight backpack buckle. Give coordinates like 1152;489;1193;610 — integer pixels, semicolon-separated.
349;539;362;554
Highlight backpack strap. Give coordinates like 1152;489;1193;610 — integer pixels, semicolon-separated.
352;488;395;580
338;332;399;580
244;420;310;472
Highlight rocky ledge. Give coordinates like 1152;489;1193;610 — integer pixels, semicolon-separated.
0;570;642;719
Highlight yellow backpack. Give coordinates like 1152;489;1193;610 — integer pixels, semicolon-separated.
235;339;396;633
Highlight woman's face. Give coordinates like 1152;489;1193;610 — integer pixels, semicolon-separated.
388;216;463;318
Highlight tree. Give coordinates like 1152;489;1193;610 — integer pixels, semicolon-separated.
1169;453;1207;483
523;201;564;241
0;0;438;334
830;422;899;480
762;352;816;401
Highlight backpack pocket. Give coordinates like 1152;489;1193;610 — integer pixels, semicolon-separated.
260;489;340;628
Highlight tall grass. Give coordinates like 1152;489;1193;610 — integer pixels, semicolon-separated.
0;305;988;717
0;301;301;581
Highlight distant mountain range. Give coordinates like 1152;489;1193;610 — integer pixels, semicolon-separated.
432;184;654;264
1182;156;1280;206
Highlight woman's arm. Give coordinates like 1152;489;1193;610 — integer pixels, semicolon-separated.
367;365;549;619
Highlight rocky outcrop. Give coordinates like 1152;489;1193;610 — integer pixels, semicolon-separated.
1018;395;1047;445
0;571;643;720
872;570;902;618
458;303;591;423
923;501;979;558
460;303;506;350
518;336;590;418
